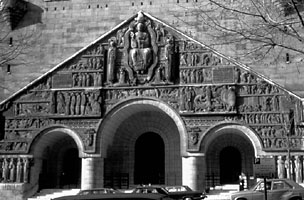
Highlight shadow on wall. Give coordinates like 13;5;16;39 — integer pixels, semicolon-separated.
15;2;43;30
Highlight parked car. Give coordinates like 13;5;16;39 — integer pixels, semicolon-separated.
52;193;173;200
77;188;121;195
230;178;304;200
132;185;207;200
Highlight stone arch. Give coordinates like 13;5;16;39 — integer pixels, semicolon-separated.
96;97;188;186
29;126;85;157
200;122;263;156
28;126;85;190
201;122;264;186
96;97;188;157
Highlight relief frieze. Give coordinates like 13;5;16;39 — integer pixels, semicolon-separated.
105;87;179;109
52;90;102;116
179;85;236;114
54;118;99;129
182;116;233;127
2;118;100;153
12;90;103;117
17;91;52;102
0;141;28;153
14;102;51;116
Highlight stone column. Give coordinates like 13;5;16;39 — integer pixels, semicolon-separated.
81;157;104;190
182;155;205;191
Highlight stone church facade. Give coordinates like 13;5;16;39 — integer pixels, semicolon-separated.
1;7;304;200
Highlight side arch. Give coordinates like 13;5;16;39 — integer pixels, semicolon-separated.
96;97;188;157
200;122;264;156
28;126;85;157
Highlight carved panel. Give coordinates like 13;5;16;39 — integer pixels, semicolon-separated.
179;85;236;114
105;87;179;112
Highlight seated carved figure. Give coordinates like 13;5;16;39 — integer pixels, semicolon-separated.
129;22;152;73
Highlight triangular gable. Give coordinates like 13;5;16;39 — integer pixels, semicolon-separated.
0;11;303;154
0;11;301;109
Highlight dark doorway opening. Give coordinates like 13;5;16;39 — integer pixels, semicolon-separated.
134;132;165;185
61;148;81;188
39;145;81;190
220;146;242;184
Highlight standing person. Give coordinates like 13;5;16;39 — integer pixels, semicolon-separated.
239;173;246;191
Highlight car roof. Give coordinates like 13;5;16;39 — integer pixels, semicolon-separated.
79;188;115;191
52;193;169;200
258;178;304;189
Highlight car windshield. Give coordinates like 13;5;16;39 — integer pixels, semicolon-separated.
134;188;161;194
254;181;271;191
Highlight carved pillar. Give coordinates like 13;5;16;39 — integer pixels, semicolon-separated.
182;155;205;191
277;156;285;178
81;157;104;189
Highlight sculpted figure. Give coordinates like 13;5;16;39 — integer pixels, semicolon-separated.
295;156;302;183
9;158;16;182
16;158;22;183
116;68;128;86
2;158;9;182
65;93;71;115
106;39;117;85
220;86;236;111
285;156;291;179
180;53;187;66
70;93;76;115
129;22;152;73
23;158;29;183
164;35;175;84
277;156;285;178
80;92;87;115
155;23;164;43
57;92;65;114
91;93;101;115
190;132;199;145
75;93;81;115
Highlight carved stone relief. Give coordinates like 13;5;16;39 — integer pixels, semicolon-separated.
0;156;32;183
179;85;236;113
52;90;102;116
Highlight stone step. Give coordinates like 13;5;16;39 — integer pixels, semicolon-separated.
27;188;80;200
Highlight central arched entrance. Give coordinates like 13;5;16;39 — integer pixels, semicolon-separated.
99;99;186;187
220;146;242;184
134;132;165;184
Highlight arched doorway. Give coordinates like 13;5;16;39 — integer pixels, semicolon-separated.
99;99;184;187
220;146;242;184
134;132;165;184
32;129;82;190
203;125;258;187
